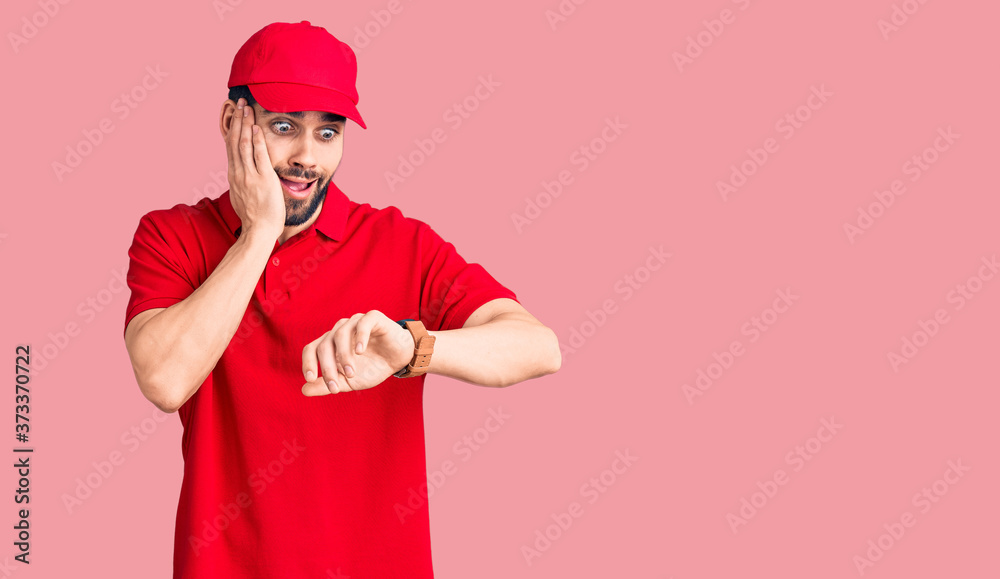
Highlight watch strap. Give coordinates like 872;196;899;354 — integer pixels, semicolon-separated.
393;319;435;378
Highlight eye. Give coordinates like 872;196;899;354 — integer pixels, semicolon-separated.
320;127;339;140
272;121;293;134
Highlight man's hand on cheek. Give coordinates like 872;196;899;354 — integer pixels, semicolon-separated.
301;310;415;396
225;98;285;237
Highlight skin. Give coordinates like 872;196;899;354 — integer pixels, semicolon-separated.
124;97;561;412
217;98;345;243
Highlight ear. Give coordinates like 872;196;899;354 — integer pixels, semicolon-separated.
219;99;239;140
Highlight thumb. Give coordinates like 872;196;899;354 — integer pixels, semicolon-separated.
354;312;385;354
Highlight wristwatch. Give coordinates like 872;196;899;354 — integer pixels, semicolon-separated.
393;319;435;378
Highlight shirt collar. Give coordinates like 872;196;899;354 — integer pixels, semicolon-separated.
219;181;351;242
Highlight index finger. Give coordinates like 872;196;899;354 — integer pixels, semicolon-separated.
248;107;274;177
301;337;335;397
302;334;321;383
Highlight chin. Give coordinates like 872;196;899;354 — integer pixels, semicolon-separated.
283;181;329;227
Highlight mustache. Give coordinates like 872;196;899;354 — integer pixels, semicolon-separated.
275;167;322;181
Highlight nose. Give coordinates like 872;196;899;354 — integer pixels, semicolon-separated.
287;133;318;174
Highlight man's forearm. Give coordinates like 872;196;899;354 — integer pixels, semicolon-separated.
130;228;275;411
425;313;561;387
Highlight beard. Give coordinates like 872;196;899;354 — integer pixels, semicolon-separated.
276;167;333;227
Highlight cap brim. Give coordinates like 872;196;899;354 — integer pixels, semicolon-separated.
248;82;367;129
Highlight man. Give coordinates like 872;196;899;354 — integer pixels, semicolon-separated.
123;21;560;578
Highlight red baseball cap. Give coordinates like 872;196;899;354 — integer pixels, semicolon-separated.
228;21;367;129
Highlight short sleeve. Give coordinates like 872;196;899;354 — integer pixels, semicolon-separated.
417;223;519;332
123;212;197;336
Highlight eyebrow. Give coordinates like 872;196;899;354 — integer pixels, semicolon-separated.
258;109;346;124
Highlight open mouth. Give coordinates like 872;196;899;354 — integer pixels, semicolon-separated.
279;177;317;198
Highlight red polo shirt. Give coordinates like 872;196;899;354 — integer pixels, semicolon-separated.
123;183;518;578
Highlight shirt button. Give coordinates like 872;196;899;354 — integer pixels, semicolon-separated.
271;257;280;266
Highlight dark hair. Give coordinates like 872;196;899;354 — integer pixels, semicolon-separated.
227;85;346;123
228;85;260;109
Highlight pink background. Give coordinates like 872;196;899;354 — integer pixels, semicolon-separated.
3;0;998;577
